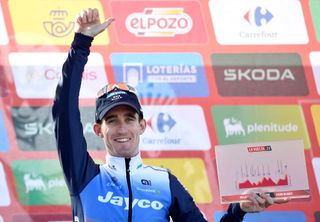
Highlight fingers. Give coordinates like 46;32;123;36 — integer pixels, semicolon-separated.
77;8;100;24
102;18;115;29
274;197;290;204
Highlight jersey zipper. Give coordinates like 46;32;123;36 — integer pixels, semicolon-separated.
125;158;133;222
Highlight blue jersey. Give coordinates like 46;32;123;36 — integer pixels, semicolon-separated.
52;33;246;222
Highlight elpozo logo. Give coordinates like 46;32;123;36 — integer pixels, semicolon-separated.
208;0;308;45
211;53;309;96
126;8;192;37
211;105;310;148
110;0;207;44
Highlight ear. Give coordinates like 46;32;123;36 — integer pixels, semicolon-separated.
93;123;103;138
139;119;146;135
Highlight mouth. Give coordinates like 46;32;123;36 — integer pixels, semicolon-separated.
114;138;131;143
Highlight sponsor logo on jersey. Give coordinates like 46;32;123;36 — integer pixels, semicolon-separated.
98;191;164;210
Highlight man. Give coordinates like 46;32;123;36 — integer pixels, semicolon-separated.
52;8;288;222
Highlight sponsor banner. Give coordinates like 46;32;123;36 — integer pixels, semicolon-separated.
312;158;320;194
111;53;209;98
211;53;308;96
8;0;110;45
310;52;320;95
9;52;107;98
0;2;8;45
12;214;72;222
211;105;310;148
144;158;211;203
140;105;210;150
110;0;207;44
214;211;306;222
209;0;308;45
311;105;320;146
11;106;104;151
11;159;69;205
0;111;9;152
310;0;320;42
0;162;11;206
0;66;9;97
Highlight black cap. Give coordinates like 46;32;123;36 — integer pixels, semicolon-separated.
95;86;143;123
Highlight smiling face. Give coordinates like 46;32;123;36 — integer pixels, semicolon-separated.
94;105;146;158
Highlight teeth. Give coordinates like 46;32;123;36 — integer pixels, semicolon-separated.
115;138;130;142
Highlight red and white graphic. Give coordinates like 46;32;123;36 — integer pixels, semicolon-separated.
9;52;107;98
0;162;10;206
310;52;320;95
140;105;210;150
215;140;310;203
209;0;308;45
110;0;207;44
0;2;8;45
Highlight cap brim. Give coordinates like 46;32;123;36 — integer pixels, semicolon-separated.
98;101;141;122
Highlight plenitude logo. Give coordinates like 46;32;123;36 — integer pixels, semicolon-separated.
211;105;310;148
111;53;208;98
8;0;110;45
0;2;8;45
208;0;308;45
9;52;107;98
310;0;320;42
140;105;211;151
211;53;308;96
110;0;207;44
11;159;69;205
309;52;320;96
0;162;10;206
144;158;211;203
311;105;320;147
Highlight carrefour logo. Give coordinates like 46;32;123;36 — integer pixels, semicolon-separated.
147;112;176;133
211;105;310;148
98;191;163;210
126;8;192;37
244;6;273;27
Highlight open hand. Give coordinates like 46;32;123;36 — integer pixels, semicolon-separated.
75;8;114;37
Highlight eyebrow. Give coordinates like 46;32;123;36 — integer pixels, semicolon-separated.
104;112;137;121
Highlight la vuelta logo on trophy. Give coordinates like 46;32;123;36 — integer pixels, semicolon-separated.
125;8;192;37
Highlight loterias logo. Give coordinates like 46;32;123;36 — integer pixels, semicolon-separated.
140;105;210;151
211;105;310;148
9;52;107;98
208;0;308;45
111;53;208;98
211;53;308;96
11;106;104;151
110;0;207;44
